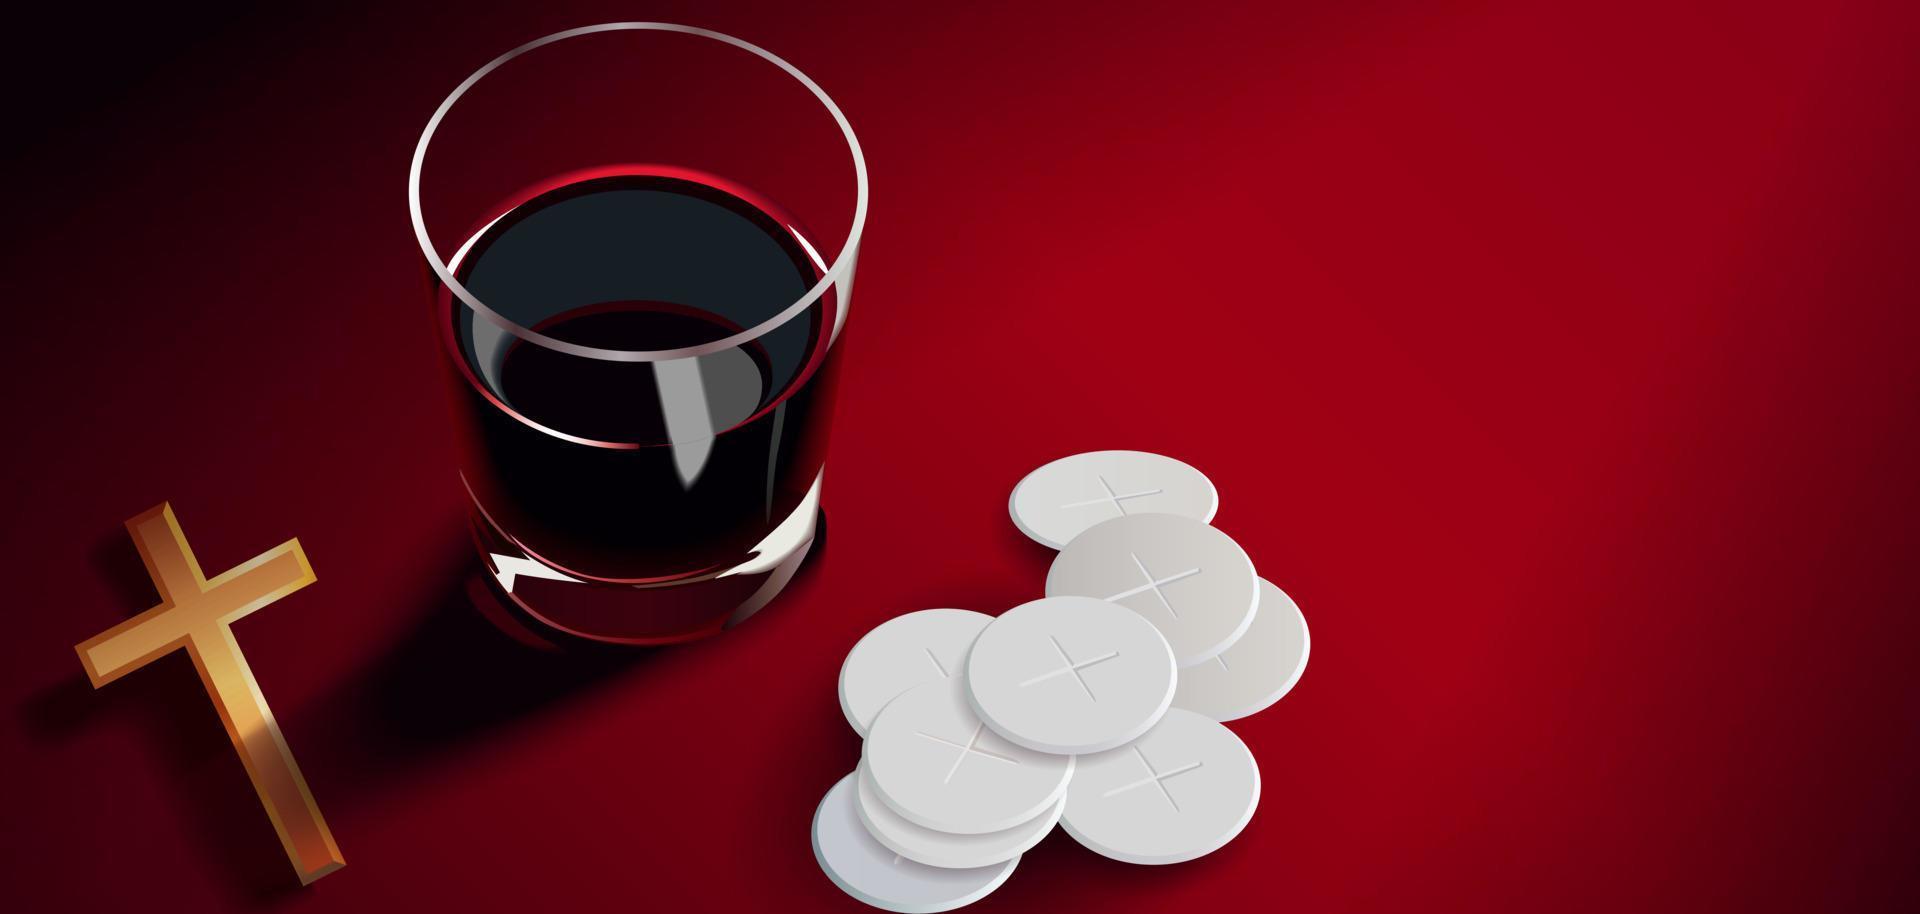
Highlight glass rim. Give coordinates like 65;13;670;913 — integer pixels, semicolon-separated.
408;22;869;363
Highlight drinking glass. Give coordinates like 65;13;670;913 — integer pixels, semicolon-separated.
409;23;867;644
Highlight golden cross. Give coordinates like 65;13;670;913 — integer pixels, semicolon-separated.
75;503;345;884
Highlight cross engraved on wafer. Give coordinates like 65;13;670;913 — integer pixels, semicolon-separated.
1104;552;1201;617
923;647;951;678
73;503;344;885
917;723;1021;784
1018;635;1121;700
1101;746;1204;812
1057;474;1163;516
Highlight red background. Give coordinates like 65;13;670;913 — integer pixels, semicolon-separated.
6;1;1919;910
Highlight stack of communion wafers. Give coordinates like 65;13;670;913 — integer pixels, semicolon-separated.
813;451;1311;912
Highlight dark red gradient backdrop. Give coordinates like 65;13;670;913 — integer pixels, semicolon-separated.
6;2;1919;911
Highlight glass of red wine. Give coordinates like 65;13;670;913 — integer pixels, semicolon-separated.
408;24;867;645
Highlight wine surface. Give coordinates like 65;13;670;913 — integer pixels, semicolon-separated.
441;170;838;582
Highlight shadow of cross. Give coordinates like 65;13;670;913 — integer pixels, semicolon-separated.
73;503;344;885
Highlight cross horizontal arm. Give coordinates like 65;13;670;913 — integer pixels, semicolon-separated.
76;541;312;685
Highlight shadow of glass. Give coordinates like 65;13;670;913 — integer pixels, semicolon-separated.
305;512;826;781
20;510;832;903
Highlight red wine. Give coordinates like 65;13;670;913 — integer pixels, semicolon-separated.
438;169;839;594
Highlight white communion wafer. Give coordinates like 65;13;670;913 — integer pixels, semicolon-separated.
1009;450;1219;549
864;679;1075;835
813;772;1018;913
966;596;1177;755
855;761;1063;870
840;609;994;736
1173;578;1309;722
1045;513;1258;667
1061;709;1260;865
